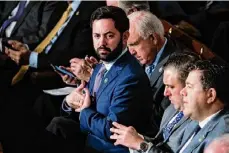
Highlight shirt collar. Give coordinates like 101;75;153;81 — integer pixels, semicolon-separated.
199;109;222;128
103;47;128;71
147;37;167;68
71;0;81;12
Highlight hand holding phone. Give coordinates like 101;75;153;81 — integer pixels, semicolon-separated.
51;64;76;78
2;39;16;50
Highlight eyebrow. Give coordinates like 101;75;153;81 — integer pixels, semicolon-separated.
128;37;141;46
93;31;115;35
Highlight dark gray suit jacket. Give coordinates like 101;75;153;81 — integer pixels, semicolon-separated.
0;1;63;49
149;39;179;128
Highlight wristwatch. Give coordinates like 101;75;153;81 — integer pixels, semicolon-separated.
140;141;149;152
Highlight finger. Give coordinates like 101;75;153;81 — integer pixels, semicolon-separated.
63;75;69;81
110;127;124;135
90;56;99;64
8;40;22;50
83;61;93;70
70;58;84;64
4;47;9;55
114;141;121;146
110;133;119;140
82;86;90;97
8;50;18;60
76;81;86;92
112;122;127;129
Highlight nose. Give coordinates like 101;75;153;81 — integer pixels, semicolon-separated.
129;47;136;56
99;36;107;47
164;87;171;97
180;87;187;97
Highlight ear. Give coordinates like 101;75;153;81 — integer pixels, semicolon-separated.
206;88;217;104
150;33;158;45
122;31;129;44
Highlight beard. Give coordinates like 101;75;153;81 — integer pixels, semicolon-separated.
95;38;123;62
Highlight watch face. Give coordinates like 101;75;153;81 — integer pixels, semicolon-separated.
140;141;149;152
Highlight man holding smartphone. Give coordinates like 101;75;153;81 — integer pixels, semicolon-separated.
46;6;156;153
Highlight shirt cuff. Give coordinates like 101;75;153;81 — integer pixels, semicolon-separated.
29;51;38;68
0;38;2;52
61;98;72;112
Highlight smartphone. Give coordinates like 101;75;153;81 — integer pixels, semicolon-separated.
50;64;76;78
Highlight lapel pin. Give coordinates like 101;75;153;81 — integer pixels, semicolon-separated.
159;67;163;73
104;78;108;83
198;135;205;142
76;11;79;16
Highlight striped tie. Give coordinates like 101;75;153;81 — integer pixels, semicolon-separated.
12;4;73;85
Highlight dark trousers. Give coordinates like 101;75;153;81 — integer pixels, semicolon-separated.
46;116;87;153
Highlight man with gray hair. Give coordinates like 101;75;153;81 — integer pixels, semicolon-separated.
204;134;229;153
127;11;180;125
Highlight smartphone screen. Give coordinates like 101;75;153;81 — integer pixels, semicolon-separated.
50;64;76;78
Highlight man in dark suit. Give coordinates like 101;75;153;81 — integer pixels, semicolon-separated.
64;10;179;127
0;1;62;50
176;60;229;153
46;6;154;153
0;1;105;153
127;11;180;126
109;51;199;153
0;1;62;96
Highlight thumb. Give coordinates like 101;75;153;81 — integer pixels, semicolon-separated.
76;80;86;92
90;56;99;64
83;87;90;99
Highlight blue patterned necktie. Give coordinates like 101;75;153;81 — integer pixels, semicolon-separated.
0;1;27;35
163;112;184;140
145;65;154;79
93;64;107;97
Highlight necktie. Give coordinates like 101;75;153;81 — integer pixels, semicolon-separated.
163;112;184;140
11;4;73;85
93;65;107;97
0;1;27;36
145;65;154;79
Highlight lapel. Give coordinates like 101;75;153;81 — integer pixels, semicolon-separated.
155;105;177;139
177;121;199;152
95;51;130;100
49;2;83;51
150;40;174;87
11;1;38;35
0;1;19;25
161;105;178;129
172;116;189;133
182;110;227;153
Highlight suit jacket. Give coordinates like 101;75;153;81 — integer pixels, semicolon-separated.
79;51;154;153
0;1;63;49
149;39;178;127
176;109;229;153
36;1;105;69
132;104;191;153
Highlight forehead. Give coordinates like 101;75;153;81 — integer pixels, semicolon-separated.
163;68;180;83
92;19;117;33
186;70;202;84
128;24;141;42
106;0;118;6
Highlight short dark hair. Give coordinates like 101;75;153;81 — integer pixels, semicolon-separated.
189;59;229;104
118;1;150;14
90;6;129;34
164;51;200;85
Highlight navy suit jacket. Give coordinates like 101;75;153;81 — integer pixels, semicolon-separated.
79;51;154;153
